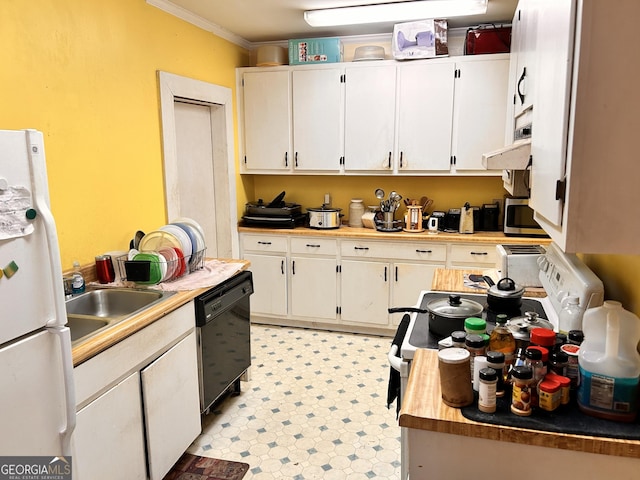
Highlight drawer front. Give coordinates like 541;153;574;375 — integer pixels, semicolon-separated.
241;234;288;253
290;237;337;255
340;240;447;262
449;244;498;266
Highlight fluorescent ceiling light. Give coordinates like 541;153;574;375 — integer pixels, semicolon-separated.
304;0;488;27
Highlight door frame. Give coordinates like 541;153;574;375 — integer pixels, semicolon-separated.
158;70;239;257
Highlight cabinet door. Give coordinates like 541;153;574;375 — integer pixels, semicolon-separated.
344;64;396;171
290;256;337;320
244;253;287;316
451;57;510;171
73;373;146;480
396;61;455;172
448;244;498;269
242;70;291;171
141;332;201;480
292;68;343;172
340;260;389;326
511;0;539;119
391;263;439;326
529;0;576;228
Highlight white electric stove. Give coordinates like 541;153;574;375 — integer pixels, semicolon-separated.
388;242;604;480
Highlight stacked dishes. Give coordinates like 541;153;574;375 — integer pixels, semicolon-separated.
124;218;207;284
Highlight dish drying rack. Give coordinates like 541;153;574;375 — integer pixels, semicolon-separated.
116;249;206;285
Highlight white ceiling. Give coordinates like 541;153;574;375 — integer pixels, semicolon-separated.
149;0;518;46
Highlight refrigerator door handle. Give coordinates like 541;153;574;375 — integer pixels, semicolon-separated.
49;326;77;456
26;130;67;328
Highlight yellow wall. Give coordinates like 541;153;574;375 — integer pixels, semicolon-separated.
252;175;505;216
0;0;248;268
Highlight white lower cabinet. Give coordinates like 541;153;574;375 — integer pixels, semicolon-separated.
73;302;200;480
340;259;390;326
244;253;287;316
290;256;337;320
74;373;146;480
448;243;498;269
142;332;201;480
390;262;439;326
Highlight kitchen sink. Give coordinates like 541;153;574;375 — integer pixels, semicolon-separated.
66;288;175;343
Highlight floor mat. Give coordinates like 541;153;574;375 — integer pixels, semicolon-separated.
163;453;249;480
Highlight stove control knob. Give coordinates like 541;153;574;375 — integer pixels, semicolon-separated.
537;256;549;272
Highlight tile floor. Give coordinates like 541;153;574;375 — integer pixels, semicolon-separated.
187;324;401;479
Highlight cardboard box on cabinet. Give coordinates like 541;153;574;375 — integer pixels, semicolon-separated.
392;19;448;60
288;37;343;65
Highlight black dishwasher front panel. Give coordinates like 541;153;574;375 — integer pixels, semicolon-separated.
195;271;253;414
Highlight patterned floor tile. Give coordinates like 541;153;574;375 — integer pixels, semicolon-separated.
187;324;400;479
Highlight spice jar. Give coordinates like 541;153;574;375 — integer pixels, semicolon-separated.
568;330;584;345
464;317;486;335
478;368;498;413
451;330;467;348
546;372;571;406
560;343;581;389
465;334;486;378
511;366;534;416
549;350;569;377
486;351;506;397
538;378;561;412
524;347;545;407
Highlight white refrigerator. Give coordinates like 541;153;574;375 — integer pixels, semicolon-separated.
0;129;76;456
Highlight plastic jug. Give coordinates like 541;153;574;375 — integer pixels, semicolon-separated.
577;301;640;422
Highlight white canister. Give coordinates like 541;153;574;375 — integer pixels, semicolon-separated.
348;199;365;227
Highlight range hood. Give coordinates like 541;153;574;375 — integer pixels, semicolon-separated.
482;138;531;170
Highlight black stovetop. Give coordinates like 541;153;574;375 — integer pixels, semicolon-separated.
407;292;549;350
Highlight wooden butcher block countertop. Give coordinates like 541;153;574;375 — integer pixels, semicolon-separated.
71;259;250;366
238;225;553;245
431;268;547;298
399;348;640;458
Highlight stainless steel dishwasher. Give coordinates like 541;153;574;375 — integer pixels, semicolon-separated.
195;270;253;414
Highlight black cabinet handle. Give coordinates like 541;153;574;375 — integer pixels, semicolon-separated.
295;152;298;167
258;241;272;245
384;266;388;282
292;260;295;275
354;246;369;251
306;244;321;248
517;67;526;106
281;260;284;274
470;251;488;256
399;151;404;168
416;249;432;254
285;152;288;167
395;266;398;282
387;152;392;169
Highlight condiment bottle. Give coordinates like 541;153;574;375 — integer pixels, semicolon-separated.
473;356;488;392
546;372;571;406
489;314;516;368
511;366;534;416
465;317;486;335
558;295;583;335
465;334;485;379
560;343;581;390
486;351;506;397
568;330;584;345
71;261;86;295
530;328;555;351
478;368;498;413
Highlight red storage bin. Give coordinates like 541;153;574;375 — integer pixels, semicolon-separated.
464;26;512;55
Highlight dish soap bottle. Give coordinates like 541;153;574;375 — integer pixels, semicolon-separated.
558;295;582;335
578;301;640;422
71;261;86;295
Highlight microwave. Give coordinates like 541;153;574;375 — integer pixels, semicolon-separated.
503;197;548;237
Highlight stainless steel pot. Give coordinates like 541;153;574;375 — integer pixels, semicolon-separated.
426;294;484;337
308;207;342;229
483;276;525;311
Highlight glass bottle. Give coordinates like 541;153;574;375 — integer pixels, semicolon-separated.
489;314;516;370
524;347;545;408
511;365;534;416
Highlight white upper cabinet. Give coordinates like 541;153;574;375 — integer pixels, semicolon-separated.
292;68;344;172
509;0;539;122
396;61;455;173
242;70;291;171
451;56;510;171
514;0;640;254
343;64;397;172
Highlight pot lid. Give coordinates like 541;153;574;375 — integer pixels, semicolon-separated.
427;294;484;319
487;277;525;298
507;311;554;340
308;206;342;212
